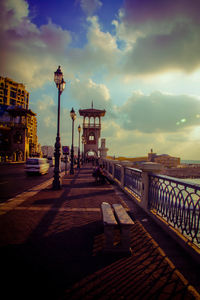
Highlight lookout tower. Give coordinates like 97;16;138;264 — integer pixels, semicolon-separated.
79;103;106;158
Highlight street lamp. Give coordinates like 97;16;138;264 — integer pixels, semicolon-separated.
81;135;85;164
82;135;86;164
53;66;66;190
77;125;81;169
70;107;76;174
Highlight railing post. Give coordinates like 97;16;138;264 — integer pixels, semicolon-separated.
121;165;125;188
112;161;115;178
140;163;163;212
141;171;149;211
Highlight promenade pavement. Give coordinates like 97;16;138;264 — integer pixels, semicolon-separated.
0;163;200;300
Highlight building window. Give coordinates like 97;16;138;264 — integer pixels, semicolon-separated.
13;131;23;144
10;99;16;105
10;91;16;98
89;133;95;141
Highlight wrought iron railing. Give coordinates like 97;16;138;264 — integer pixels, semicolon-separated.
103;161;108;171
108;162;112;175
124;167;142;198
149;174;200;246
102;159;200;248
114;164;121;182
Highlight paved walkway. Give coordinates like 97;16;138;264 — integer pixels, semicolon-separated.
0;164;200;300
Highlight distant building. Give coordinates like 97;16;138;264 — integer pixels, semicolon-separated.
37;143;42;157
0;76;38;162
79;105;106;158
41;146;54;158
148;149;180;168
41;145;65;158
74;146;78;158
0;76;29;109
154;154;180;168
99;138;108;158
0;106;38;161
147;149;157;162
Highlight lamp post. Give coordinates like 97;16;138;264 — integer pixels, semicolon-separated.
53;66;66;190
77;125;81;169
81;135;85;164
70;107;76;174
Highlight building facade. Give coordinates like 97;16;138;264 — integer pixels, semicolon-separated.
79;104;106;158
0;76;29;108
148;149;180;168
41;145;54;158
0;76;38;162
98;138;108;159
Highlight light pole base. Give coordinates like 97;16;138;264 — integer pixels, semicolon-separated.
52;176;62;190
70;147;74;175
53;136;61;190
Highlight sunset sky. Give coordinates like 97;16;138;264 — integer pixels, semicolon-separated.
1;0;200;160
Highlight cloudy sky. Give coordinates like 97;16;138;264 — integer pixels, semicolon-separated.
1;0;200;160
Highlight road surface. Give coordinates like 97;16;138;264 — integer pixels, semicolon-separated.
0;162;66;202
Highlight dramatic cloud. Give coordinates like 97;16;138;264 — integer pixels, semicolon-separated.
0;0;71;87
79;0;102;16
66;16;120;77
0;0;118;88
115;0;200;75
118;91;200;133
103;119;200;160
2;0;200;159
70;78;112;111
31;93;73;146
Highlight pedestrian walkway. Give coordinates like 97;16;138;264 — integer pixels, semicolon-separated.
0;164;200;300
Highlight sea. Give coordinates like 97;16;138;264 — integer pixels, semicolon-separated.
181;160;200;185
182;160;200;165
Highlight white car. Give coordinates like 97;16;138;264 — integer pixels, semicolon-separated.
25;158;49;175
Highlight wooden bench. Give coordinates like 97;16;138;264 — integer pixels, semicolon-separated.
101;202;134;254
112;204;134;253
101;202;118;252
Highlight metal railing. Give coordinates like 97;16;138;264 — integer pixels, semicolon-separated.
114;164;121;182
149;174;200;245
108;162;112;175
124;167;142;198
102;159;200;248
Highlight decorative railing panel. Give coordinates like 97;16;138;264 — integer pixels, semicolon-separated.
149;174;200;246
124;167;142;198
108;163;112;175
114;164;121;182
104;161;108;171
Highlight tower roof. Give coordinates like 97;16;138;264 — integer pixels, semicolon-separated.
79;108;106;117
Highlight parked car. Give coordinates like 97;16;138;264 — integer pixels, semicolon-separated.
25;158;49;175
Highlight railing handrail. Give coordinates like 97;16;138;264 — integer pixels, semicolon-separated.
115;163;121;168
126;167;142;174
150;173;200;189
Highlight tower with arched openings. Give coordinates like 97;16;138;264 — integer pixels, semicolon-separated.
79;103;106;159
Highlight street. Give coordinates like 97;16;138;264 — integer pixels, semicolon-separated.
0;162;66;202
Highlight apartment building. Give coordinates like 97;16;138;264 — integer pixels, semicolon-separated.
0;76;29;109
0;76;38;162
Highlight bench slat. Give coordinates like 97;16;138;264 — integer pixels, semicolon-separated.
101;202;117;226
112;204;134;225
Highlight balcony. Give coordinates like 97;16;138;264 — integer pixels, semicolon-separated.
83;123;101;129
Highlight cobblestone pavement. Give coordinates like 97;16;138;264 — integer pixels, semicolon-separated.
0;164;200;300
